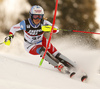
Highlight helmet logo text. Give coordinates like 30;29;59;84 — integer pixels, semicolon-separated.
34;10;42;13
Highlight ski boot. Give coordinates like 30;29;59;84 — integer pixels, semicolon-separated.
55;53;88;82
39;47;70;73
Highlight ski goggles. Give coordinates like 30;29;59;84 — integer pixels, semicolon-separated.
32;14;43;20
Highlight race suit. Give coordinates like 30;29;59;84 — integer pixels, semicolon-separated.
9;18;59;56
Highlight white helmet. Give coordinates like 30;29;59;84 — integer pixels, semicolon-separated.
30;5;44;15
29;5;44;20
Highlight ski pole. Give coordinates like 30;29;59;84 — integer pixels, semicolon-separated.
39;0;58;67
0;42;4;45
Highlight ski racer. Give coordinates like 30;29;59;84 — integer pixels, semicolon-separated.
4;5;77;73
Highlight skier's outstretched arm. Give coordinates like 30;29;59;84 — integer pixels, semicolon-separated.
4;20;25;45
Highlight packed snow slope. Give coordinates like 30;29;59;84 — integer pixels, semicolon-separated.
0;34;100;89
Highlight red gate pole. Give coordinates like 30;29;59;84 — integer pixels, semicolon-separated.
39;0;58;66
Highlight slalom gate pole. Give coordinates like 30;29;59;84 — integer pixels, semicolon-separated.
39;0;58;66
58;29;100;35
72;30;100;35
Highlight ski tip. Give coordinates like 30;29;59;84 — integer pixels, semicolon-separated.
81;75;88;82
70;72;76;78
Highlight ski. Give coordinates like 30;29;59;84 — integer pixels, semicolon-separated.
81;75;88;82
68;71;88;82
70;72;76;78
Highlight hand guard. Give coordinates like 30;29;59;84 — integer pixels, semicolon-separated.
4;34;14;46
42;25;57;32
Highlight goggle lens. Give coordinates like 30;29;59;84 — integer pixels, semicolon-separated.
32;15;43;19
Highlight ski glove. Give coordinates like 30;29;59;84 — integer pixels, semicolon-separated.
4;34;14;46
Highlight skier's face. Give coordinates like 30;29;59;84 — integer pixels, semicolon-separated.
33;19;41;25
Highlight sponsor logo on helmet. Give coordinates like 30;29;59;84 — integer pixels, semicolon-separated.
34;10;42;13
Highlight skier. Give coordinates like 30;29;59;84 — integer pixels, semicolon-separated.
4;5;77;74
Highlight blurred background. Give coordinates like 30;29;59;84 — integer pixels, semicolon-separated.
0;0;100;51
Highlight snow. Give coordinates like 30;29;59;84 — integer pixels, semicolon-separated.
0;35;100;89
